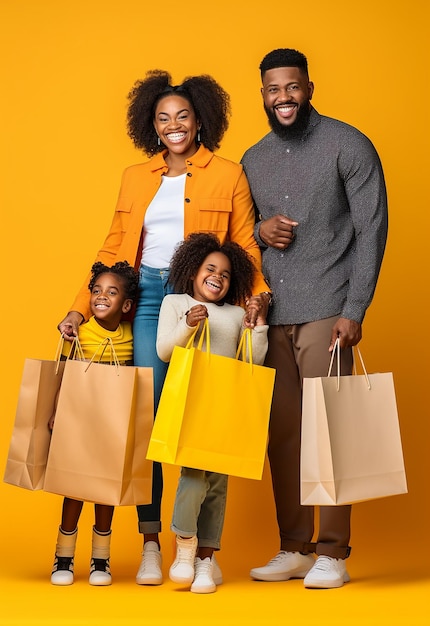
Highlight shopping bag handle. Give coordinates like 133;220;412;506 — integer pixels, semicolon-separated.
85;337;121;372
328;338;371;391
54;335;66;368
54;334;85;374
185;317;211;354
183;319;254;369
235;328;254;368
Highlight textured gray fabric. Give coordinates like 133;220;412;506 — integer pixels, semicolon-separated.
241;108;388;325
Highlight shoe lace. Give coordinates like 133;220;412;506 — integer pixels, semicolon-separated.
195;558;212;578
54;556;73;571
176;544;194;563
312;556;336;572
268;551;289;565
142;548;160;570
91;558;110;573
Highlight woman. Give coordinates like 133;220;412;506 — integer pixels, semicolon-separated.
58;70;270;586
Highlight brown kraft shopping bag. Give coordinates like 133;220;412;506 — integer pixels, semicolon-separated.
300;340;407;505
44;354;153;506
4;358;65;490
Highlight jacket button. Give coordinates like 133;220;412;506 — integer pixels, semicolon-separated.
185;198;191;203
187;172;192;177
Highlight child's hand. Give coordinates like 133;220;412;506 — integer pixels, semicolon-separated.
244;293;269;328
185;305;208;327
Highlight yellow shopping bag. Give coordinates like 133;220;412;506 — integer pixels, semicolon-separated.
146;319;275;480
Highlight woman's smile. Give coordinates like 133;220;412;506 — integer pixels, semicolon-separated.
165;131;187;144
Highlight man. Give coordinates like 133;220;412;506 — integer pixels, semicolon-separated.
241;48;388;588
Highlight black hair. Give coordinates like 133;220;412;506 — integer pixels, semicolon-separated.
260;48;309;79
168;233;255;305
88;261;139;301
127;70;231;156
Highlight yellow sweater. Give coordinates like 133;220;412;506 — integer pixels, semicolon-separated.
62;316;133;362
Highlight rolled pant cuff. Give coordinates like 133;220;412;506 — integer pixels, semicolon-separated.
315;543;351;559
280;540;317;554
171;524;196;539
138;521;162;534
197;537;221;550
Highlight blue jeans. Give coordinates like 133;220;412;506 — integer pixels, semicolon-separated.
133;265;173;534
171;468;228;550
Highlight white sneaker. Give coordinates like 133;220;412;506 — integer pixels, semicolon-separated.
191;557;216;594
304;556;350;589
136;541;163;585
51;556;74;586
169;535;198;584
250;551;315;581
89;558;112;586
211;553;223;586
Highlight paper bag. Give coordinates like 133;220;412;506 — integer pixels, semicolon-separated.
4;358;65;490
300;341;407;505
146;320;275;480
44;357;153;505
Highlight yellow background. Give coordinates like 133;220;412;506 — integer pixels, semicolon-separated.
1;1;429;624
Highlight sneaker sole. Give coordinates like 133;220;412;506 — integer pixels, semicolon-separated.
169;572;194;584
304;573;350;589
136;576;163;585
89;577;112;586
50;576;74;586
191;583;216;594
250;567;312;582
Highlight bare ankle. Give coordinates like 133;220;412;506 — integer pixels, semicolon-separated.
197;547;214;560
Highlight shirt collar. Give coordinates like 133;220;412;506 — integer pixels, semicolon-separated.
303;107;321;138
149;144;214;173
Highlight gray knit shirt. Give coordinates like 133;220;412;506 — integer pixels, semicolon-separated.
241;108;388;325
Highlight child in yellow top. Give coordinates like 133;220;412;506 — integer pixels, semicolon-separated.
49;261;139;587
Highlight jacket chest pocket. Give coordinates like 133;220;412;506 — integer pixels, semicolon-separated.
115;198;133;234
196;198;232;234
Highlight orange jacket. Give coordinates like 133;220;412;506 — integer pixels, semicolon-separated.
71;145;269;320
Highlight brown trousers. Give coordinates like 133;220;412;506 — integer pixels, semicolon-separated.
265;317;353;559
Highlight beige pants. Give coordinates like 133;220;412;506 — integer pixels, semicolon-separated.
265;316;353;559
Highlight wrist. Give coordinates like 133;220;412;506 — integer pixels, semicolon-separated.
69;311;85;323
256;222;269;248
260;291;273;306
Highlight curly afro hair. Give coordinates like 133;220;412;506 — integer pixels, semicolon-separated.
88;261;139;301
259;48;309;78
168;233;255;305
127;70;231;156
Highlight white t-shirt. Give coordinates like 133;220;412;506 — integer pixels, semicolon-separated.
140;174;186;268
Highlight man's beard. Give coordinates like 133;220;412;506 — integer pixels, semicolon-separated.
264;102;311;140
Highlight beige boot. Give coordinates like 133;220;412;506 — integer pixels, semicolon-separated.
51;527;77;585
89;526;112;586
